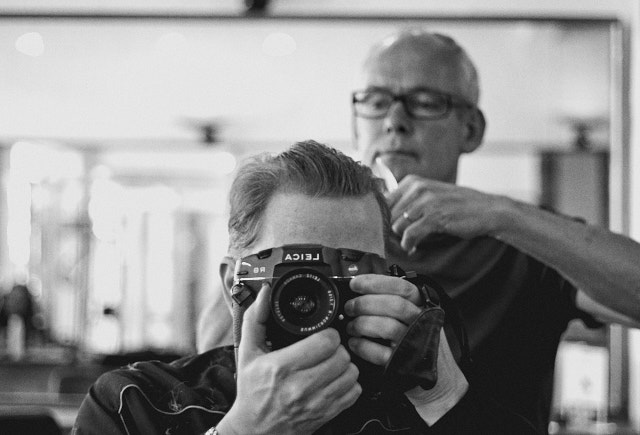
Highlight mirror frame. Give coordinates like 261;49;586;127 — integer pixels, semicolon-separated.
0;10;631;424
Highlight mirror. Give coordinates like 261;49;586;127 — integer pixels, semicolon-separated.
0;13;627;433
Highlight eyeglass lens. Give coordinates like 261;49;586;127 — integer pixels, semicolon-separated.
353;90;450;119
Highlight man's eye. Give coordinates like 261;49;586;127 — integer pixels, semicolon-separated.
363;94;390;108
412;94;446;110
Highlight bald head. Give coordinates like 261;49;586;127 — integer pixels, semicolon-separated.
361;29;480;105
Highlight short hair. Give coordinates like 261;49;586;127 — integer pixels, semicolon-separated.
425;31;480;105
365;29;480;105
227;140;390;256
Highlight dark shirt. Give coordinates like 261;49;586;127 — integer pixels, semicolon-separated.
387;235;602;434
73;346;537;435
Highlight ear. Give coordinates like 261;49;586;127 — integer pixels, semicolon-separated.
461;108;486;154
219;256;236;294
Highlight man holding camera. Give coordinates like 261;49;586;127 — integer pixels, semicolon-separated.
73;141;537;434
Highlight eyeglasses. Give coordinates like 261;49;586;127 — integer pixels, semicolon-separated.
352;88;475;120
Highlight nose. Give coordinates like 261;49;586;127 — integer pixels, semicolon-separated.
383;100;414;135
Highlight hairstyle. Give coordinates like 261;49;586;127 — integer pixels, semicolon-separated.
427;31;480;105
365;28;481;106
227;140;390;256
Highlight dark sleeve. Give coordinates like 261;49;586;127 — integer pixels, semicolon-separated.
72;374;132;435
543;215;604;329
73;349;235;435
428;387;538;435
540;262;604;330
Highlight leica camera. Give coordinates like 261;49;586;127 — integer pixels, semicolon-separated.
231;244;393;350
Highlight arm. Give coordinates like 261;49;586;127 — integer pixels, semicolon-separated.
492;198;640;326
387;176;640;325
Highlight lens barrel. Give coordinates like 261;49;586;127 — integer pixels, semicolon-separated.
271;268;339;336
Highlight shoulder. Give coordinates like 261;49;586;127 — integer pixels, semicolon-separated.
75;347;235;434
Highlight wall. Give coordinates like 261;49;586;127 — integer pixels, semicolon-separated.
0;20;611;148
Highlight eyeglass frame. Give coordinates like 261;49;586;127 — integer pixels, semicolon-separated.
351;87;477;120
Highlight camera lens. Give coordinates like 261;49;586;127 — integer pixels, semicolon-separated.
288;291;318;316
271;269;338;336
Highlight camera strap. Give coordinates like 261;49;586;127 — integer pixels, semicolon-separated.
382;271;472;392
414;273;472;372
230;283;257;376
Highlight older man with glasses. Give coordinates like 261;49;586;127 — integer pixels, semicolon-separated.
350;29;640;434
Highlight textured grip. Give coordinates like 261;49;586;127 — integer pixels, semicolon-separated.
383;305;445;391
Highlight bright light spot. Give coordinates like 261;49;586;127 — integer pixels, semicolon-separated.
156;32;187;54
147;320;172;348
60;181;84;218
92;243;123;307
10;141;83;183
30;185;51;210
89;178;124;242
6;177;31;268
262;32;297;57
214;151;237;175
87;315;120;354
145;213;174;316
7;141;85;269
15;32;45;57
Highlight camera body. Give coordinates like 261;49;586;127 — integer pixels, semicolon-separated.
232;244;389;351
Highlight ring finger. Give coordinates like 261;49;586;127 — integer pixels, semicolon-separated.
392;208;421;235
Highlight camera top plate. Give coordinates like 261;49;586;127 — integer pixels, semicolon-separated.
234;244;389;285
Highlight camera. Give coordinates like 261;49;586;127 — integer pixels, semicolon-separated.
231;244;391;351
231;243;447;396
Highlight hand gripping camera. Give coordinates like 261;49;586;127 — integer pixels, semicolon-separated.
231;244;393;352
230;243;449;393
231;244;401;391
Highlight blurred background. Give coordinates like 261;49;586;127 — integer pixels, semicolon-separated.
0;0;639;433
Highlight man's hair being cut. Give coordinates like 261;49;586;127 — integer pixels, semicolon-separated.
227;140;390;256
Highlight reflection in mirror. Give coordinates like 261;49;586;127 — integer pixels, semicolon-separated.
0;15;629;434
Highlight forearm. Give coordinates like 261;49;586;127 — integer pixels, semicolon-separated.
491;196;640;321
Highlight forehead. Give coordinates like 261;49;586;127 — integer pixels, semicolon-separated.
359;37;467;98
252;192;385;257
